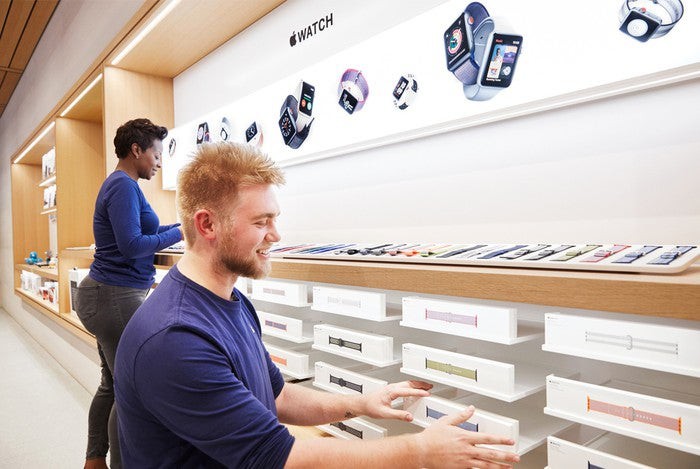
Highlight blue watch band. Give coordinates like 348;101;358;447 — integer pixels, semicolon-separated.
479;244;528;259
452;2;492;85
648;245;695;265
613;245;662;264
426;406;478;432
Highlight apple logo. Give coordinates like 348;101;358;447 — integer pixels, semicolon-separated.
289;32;297;47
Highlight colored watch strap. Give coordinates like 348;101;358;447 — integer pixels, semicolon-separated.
330;374;364;393
648;245;695;265
264;319;287;332
338;69;370;111
478;244;528;259
613;245;662;264
436;244;487;258
420;245;453;257
396;76;418;110
262;287;285;296
551;244;601;262
461;244;507;258
426;406;478;432
330;421;363;439
425;308;477;327
525;244;575;260
452;2;492;85
581;244;631;263
270;354;287;366
499;244;550;260
280;95;313;149
425;358;477;381
587;397;682;434
329;336;362;352
584;331;678;354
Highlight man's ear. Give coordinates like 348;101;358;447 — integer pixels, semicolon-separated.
192;209;217;240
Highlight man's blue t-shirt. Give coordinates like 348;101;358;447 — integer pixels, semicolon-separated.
90;170;181;289
115;265;294;468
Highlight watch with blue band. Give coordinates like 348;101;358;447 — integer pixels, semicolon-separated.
278;95;313;149
444;3;492;86
613;245;662;264
648;245;695;265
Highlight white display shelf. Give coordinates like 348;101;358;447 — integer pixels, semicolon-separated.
318;416;420;441
401;295;542;344
312;285;401;322
276;243;700;274
258;310;315;344
401;343;573;402
312;324;401;367
263;342;319;380
251;279;309;307
543;313;700;378
545;375;700;455
547;430;700;469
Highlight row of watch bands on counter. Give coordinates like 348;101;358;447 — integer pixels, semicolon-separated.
271;242;697;266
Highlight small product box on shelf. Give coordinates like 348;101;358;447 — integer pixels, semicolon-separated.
251;279;309;307
318;417;387;441
257;310;313;343
313;362;402;396
263;342;318;380
312;286;398;321
401;296;543;344
543;313;700;378
313;324;399;367
544;375;700;455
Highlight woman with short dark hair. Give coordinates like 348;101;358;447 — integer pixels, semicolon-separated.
75;118;182;469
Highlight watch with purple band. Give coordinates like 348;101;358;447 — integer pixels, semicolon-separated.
338;69;370;114
444;2;493;86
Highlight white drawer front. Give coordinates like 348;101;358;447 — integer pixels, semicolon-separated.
401;343;515;395
544;313;700;378
404;395;519;452
264;343;312;379
548;436;653;469
314;361;387;395
545;375;700;455
257;311;309;342
313;324;396;366
251;279;309;306
401;296;516;340
319;417;387;440
312;286;387;320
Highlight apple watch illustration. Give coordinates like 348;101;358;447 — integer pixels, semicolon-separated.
196;122;210;145
245;121;264;147
219;117;232;141
444;2;523;101
278;80;315;149
618;0;683;42
167;138;176;158
392;75;418;110
338;69;369;114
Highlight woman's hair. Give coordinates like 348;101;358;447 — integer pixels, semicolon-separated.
177;142;285;245
114;118;168;158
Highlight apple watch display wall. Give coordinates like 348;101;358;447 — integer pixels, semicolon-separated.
481;34;523;88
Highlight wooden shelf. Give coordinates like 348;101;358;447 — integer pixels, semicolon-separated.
266;258;700;321
15;288;59;315
38;173;56;187
15;264;59;280
60;248;96;260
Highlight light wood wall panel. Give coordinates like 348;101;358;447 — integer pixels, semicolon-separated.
11;163;50;287
102;66;176;223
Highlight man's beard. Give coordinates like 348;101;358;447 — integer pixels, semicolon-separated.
218;236;270;279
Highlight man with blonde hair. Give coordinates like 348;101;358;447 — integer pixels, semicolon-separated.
115;142;519;468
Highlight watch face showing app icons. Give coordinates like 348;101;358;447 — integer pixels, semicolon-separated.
481;34;522;88
196;122;209;145
444;15;471;70
299;82;315;117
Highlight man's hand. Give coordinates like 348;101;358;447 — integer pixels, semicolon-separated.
414;406;520;468
359;380;432;421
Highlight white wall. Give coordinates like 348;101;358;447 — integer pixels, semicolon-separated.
0;0;144;391
175;0;700;246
